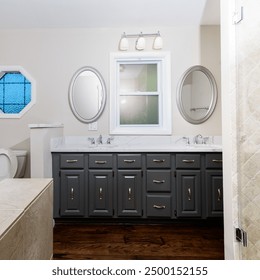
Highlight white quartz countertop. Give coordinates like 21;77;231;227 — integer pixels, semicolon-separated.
0;178;53;238
51;136;222;153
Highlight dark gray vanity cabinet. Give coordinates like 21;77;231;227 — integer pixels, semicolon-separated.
56;154;86;217
146;154;173;218
88;154;114;217
60;170;85;216
52;151;223;220
176;154;202;217
205;153;223;217
117;154;142;217
117;170;142;216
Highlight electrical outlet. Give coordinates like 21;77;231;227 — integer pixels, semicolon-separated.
88;122;98;131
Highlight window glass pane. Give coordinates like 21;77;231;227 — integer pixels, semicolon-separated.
119;64;157;93
4;73;25;83
5;84;24;104
25;83;32;104
0;84;3;102
120;95;159;125
0;72;32;114
4;105;24;114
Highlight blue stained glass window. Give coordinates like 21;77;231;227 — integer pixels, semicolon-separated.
0;72;31;114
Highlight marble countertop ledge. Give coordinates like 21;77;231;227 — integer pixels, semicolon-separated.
51;144;222;153
50;136;222;153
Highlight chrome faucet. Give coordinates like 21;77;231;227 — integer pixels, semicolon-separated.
182;137;190;145
194;134;203;144
97;134;103;144
88;137;95;145
106;136;114;144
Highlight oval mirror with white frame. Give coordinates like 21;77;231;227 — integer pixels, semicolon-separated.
177;65;218;124
69;66;106;123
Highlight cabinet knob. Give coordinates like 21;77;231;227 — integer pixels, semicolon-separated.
217;188;222;201
128;187;132;200
99;187;103;200
153;159;165;163
212;159;222;163
182;159;195;163
188;188;192;201
153;204;166;209
66;159;78;163
153;179;165;184
70;187;74;200
124;159;136;163
95;160;107;164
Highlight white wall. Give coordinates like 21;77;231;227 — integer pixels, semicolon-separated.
0;26;221;150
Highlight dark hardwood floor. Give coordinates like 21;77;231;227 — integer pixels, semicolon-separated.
53;220;224;260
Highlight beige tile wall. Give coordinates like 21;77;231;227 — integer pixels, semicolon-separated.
235;0;260;259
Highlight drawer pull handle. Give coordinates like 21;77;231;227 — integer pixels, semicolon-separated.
212;159;222;163
95;160;107;164
182;159;195;163
124;159;136;163
153;159;165;163
188;188;192;201
99;187;103;200
70;187;74;200
66;159;78;163
218;188;222;201
153;179;165;184
153;204;166;209
128;187;132;200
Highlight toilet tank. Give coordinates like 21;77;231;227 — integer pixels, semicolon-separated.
13;150;27;178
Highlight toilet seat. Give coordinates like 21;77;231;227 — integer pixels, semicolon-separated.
0;148;18;179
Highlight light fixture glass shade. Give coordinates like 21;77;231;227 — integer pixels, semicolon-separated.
153;34;163;50
119;36;129;51
136;36;146;50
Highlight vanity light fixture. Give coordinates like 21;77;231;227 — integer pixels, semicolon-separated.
118;31;163;51
119;32;129;51
153;32;163;50
135;32;146;50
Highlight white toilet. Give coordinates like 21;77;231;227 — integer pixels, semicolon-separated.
0;148;27;181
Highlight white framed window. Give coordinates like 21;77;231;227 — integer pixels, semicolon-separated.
110;52;171;135
0;66;36;118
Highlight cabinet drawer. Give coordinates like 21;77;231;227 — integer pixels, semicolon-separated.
146;195;171;217
176;154;200;169
206;153;222;169
60;154;84;169
89;154;113;169
117;154;142;169
146;154;171;168
147;170;171;192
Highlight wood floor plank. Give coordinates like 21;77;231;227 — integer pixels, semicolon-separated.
53;221;224;260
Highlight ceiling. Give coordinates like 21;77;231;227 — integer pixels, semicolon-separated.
0;0;220;29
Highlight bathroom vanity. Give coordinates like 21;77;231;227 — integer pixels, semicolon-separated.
51;137;223;221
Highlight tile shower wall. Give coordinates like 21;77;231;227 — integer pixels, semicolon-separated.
235;0;260;259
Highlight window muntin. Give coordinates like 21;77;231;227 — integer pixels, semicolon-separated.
0;72;31;114
0;67;35;118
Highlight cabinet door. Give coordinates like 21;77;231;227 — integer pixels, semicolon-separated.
89;170;113;217
60;170;85;216
206;170;223;217
117;170;142;216
176;170;201;217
